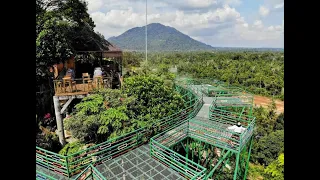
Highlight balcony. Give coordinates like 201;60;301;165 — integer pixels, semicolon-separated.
53;77;113;96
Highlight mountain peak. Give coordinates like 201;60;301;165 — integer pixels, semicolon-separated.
108;23;214;51
147;23;165;27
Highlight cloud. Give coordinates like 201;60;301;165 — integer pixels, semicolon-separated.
85;0;103;12
274;3;284;9
181;0;218;9
91;8;145;28
259;6;270;17
87;0;283;48
262;0;284;11
161;0;242;13
253;20;264;29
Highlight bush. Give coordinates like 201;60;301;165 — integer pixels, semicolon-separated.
58;141;87;156
252;130;284;166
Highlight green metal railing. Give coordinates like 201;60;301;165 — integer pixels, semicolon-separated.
201;106;256;152
37;77;256;179
36;147;69;176
150;137;206;179
36;170;56;180
73;164;106;180
149;78;256;180
36;79;203;178
150;114;255;179
66;128;145;176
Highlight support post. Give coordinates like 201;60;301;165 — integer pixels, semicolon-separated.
60;97;74;114
243;136;254;180
233;151;241;180
198;140;201;164
186;138;189;159
53;96;66;146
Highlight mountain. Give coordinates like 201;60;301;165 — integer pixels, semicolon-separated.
108;23;214;51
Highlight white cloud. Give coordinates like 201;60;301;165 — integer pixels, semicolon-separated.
267;26;274;31
184;0;218;8
161;0;242;12
253;20;264;29
274;3;284;9
85;0;103;12
259;6;270;17
91;8;145;28
225;0;242;6
263;0;284;10
87;0;283;48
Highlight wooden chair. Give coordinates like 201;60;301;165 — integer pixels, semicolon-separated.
82;73;92;91
93;75;103;89
56;81;63;93
62;76;72;92
64;74;77;92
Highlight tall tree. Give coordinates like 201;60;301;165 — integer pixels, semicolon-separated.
36;0;107;119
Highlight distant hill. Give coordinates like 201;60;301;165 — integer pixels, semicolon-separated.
213;47;284;52
108;23;215;51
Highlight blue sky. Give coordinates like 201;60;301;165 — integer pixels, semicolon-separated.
86;0;284;48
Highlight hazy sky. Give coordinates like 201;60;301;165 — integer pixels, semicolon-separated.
85;0;284;48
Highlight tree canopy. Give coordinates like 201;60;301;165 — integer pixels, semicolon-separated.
121;51;284;100
64;74;186;144
36;0;107;83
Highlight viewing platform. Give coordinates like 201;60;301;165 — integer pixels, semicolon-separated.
53;77;113;96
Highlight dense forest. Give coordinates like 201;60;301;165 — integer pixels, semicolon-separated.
123;51;284;179
123;51;284;100
36;1;284;179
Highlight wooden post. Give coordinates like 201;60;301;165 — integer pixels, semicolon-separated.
53;96;66;146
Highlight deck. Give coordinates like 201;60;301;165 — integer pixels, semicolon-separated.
36;145;184;180
53;78;112;96
94;145;184;180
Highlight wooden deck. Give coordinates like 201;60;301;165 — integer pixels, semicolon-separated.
54;83;107;96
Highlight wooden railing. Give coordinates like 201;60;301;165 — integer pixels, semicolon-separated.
53;77;113;96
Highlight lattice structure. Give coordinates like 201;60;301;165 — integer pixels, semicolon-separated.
36;78;255;180
36;80;203;179
150;113;255;179
36;170;56;180
73;164;106;180
150;78;255;180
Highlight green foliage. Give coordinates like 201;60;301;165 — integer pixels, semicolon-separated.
58;141;86;156
36;115;61;153
264;153;284;180
65;75;186;143
253;102;278;138
123;75;186;122
252;130;284;166
274;113;284;131
36;0;105;82
250;101;284;167
177;52;284;99
247;163;265;180
36;132;62;153
122;51;284;100
64;89;135;143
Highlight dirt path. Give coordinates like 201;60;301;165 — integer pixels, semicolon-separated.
253;95;284;114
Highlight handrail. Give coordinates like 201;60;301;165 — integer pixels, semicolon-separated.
73;164;106;180
36;81;202;177
37;77;255;179
36;170;57;180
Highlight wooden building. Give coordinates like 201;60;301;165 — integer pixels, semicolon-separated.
52;40;123;145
